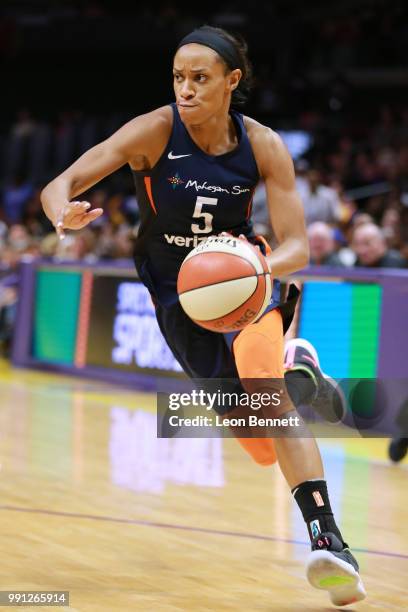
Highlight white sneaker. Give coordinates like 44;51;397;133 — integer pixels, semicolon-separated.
306;533;367;607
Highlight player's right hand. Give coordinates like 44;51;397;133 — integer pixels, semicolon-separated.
55;201;104;240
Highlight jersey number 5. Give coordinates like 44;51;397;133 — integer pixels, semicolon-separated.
191;196;218;234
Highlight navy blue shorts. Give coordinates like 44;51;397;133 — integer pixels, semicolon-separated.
154;283;300;380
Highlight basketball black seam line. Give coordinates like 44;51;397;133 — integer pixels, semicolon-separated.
187;272;266;326
181;251;257;280
195;276;266;324
178;272;270;296
179;253;267;295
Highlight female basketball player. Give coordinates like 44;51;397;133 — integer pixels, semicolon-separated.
40;26;366;606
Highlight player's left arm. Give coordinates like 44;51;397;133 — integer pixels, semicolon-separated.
249;124;309;277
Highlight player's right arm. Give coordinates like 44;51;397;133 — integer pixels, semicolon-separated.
40;106;172;239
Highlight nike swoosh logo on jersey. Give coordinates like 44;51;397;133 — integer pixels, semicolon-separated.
168;151;192;159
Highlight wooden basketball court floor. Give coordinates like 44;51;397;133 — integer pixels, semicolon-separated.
0;359;407;612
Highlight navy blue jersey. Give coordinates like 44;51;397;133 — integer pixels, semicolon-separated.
132;103;280;308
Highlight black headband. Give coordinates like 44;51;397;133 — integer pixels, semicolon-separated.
176;29;240;71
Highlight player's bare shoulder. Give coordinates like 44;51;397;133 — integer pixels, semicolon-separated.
243;115;291;178
118;105;173;171
133;105;173;138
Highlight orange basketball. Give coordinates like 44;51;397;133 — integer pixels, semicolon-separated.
177;236;272;332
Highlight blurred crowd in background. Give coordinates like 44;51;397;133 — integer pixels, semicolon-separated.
1;0;408;352
1;104;407;270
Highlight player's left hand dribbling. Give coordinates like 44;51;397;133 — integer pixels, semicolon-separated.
55;201;104;240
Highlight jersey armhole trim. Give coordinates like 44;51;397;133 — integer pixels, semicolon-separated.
246;192;254;220
144;176;157;215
